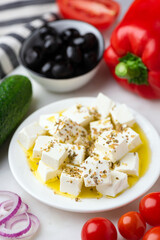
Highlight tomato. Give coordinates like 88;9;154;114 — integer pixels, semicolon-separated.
81;217;117;240
118;211;146;240
139;192;160;226
142;227;160;240
57;0;120;30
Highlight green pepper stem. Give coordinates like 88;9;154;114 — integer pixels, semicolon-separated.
115;62;128;78
115;53;148;85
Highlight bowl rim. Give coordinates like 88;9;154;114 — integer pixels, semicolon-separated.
19;19;105;81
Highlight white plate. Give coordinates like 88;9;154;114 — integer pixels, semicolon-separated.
8;97;160;213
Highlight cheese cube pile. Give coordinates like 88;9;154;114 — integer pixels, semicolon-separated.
41;143;68;169
96;171;129;197
18;122;45;150
49;116;89;146
96;93;115;119
38;161;61;182
39;113;59;131
63;104;94;127
66;144;85;166
82;157;111;187
18;93;143;198
60;165;83;196
95;130;128;162
122;128;142;151
33;136;55;158
111;104;135;127
115;152;139;176
90;118;113;140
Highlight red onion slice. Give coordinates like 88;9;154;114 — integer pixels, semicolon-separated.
17;213;40;239
0;192;22;225
0;201;13;215
0;213;31;238
0;191;40;239
0;200;28;216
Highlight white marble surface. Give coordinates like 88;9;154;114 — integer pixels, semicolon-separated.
1;1;160;239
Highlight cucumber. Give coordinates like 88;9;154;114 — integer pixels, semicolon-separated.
0;75;32;146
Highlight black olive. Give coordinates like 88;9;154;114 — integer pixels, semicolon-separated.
52;62;73;78
39;27;49;39
66;46;82;64
39;26;57;39
32;45;44;56
49;27;57;36
56;37;63;48
61;28;80;42
41;61;53;76
44;34;53;41
25;48;40;67
83;33;98;50
84;51;98;69
44;36;58;54
54;54;64;62
72;37;85;48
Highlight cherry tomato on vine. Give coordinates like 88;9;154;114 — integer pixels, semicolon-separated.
57;0;120;30
118;211;146;240
142;226;160;240
81;217;117;240
139;192;160;226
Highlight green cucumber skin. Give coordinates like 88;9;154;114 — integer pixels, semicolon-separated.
0;75;32;146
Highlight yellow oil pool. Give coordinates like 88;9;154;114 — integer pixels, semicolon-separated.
24;123;151;199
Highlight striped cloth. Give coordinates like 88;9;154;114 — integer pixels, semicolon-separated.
0;0;59;79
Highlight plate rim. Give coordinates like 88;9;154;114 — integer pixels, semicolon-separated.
8;97;160;213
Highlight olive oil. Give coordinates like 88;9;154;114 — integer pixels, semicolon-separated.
25;123;151;199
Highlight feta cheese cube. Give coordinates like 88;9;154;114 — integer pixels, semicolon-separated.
122;127;142;151
41;143;68;169
60;165;83;196
115;152;139;176
39;113;59;131
81;157;111;187
37;160;61;182
96;93;115;119
18;122;45;150
96;170;129;197
111;104;135;127
49;117;89;146
95;130;128;163
90;118;113;140
32;136;55;158
66;144;85;166
63;104;94;127
91;148;111;161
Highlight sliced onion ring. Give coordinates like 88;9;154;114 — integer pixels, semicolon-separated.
0;200;29;216
0;191;21;225
0;191;40;239
0;213;31;238
17;213;40;239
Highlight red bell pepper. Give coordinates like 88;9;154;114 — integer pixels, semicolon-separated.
104;0;160;99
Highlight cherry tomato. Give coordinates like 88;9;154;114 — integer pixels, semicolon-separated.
81;217;117;240
142;226;160;240
139;192;160;226
118;211;146;240
57;0;120;30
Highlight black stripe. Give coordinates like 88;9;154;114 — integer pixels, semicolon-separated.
0;15;43;27
0;0;55;11
6;33;25;43
0;63;6;79
25;24;36;32
0;44;19;68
